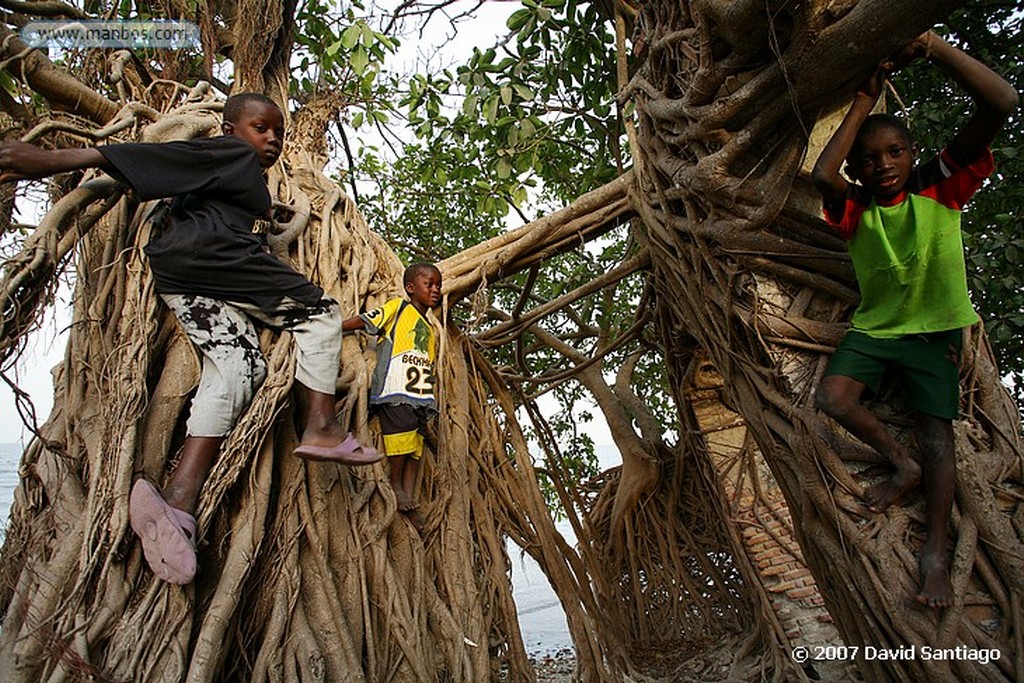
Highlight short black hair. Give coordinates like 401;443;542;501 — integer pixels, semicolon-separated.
848;113;913;162
223;93;280;123
404;262;441;286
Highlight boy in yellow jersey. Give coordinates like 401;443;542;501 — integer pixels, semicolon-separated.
344;263;442;513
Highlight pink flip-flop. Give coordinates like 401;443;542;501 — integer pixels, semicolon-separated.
129;479;198;585
293;433;382;465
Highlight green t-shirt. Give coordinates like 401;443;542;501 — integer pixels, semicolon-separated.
825;149;992;338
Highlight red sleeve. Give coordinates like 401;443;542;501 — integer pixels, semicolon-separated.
823;187;868;241
917;147;994;210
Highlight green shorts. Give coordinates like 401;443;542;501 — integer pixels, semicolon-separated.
823;329;964;419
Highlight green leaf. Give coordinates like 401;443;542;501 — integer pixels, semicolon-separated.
351;45;369;75
512;186;528;206
341;24;360;49
483;95;499;124
497;157;512;179
0;71;18;98
507;8;531;30
512;84;533;101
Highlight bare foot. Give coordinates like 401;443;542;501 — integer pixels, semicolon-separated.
915;552;954;609
864;461;921;513
394;488;419;512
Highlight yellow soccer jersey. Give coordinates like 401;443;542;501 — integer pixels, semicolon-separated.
360;297;436;407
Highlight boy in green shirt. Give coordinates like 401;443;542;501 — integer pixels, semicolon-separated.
812;31;1017;608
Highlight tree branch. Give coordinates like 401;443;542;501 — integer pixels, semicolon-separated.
0;24;117;123
440;171;635;300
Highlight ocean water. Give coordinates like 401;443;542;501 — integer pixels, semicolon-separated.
507;518;576;655
507;443;621;655
0;442;19;540
0;441;617;655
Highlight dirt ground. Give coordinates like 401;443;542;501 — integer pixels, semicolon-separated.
532;650;576;683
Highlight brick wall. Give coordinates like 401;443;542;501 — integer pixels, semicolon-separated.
687;359;842;658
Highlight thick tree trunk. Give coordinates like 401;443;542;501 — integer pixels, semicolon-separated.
442;186;765;680
630;1;1024;681
0;93;538;682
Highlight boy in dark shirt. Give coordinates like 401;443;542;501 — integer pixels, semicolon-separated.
812;33;1017;608
0;93;382;584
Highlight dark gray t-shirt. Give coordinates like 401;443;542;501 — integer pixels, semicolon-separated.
99;136;324;311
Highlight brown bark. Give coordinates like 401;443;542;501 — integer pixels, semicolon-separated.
630;1;1024;680
0;92;544;681
0;24;118;124
2;1;1020;681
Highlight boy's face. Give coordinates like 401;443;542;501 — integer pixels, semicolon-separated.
222;101;285;168
846;127;915;201
406;269;442;310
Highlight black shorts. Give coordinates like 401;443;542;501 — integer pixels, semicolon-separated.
376;403;429;434
375;403;431;459
823;329;964;419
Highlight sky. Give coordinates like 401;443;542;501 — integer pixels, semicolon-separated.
0;200;74;445
0;321;67;445
0;1;615;447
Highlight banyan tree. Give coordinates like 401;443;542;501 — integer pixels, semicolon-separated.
1;0;1021;681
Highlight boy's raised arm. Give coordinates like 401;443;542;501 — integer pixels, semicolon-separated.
0;141;112;184
811;70;885;213
925;33;1018;163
